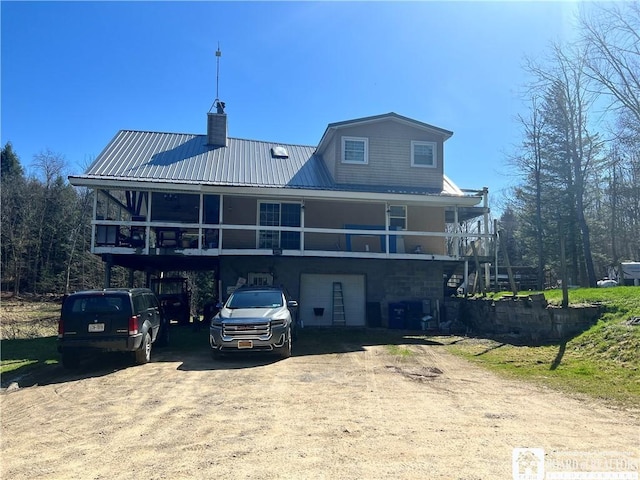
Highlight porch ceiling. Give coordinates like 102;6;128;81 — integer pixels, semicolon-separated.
103;254;219;274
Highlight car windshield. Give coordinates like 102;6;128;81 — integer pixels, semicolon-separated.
226;291;283;309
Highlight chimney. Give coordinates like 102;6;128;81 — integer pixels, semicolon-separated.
207;100;227;147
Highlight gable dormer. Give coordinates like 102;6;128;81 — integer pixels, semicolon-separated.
315;112;453;192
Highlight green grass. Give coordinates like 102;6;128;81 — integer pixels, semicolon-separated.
1;336;59;377
385;344;416;358
440;286;640;406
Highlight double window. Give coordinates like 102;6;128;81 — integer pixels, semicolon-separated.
411;141;437;168
342;136;368;164
258;202;301;250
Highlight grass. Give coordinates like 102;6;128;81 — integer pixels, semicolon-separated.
385;344;417;358
1;336;59;378
440;286;640;406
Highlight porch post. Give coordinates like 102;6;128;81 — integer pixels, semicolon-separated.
385;203;390;256
218;195;224;253
454;205;459;258
103;254;113;288
482;187;489;255
300;200;305;253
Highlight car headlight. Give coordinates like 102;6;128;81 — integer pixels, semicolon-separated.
270;318;286;327
211;317;223;327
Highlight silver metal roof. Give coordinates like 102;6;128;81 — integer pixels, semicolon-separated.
82;130;332;189
72;128;470;199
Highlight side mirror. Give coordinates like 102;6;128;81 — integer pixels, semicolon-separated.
288;300;298;308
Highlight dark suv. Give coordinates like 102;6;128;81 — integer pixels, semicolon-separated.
210;286;298;358
57;288;167;368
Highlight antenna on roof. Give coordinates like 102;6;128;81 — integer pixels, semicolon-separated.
209;43;225;114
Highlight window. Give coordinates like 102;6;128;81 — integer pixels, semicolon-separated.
342;137;368;164
248;273;274;286
151;192;199;222
258;202;301;249
411;141;436;168
389;205;407;230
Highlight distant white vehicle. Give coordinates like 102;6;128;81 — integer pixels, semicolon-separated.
597;279;618;288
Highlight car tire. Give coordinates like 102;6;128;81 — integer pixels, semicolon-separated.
134;332;152;365
275;327;292;359
61;351;80;369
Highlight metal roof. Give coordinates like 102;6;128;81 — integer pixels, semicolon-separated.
81;130;331;189
71;127;472;199
325;112;453;138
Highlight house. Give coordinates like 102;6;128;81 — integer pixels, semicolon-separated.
68;106;492;328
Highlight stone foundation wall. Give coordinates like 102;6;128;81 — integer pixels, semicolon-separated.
446;294;601;341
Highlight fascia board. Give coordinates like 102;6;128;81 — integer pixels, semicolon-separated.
69;176;483;207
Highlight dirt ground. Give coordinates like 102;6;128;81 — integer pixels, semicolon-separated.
1;330;639;480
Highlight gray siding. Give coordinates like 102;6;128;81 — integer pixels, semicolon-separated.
330;120;445;190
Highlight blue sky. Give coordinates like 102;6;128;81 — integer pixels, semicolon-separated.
1;1;580;209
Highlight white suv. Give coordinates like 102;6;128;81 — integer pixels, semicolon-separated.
209;287;298;359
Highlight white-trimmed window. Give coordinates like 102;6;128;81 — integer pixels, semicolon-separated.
342;137;368;164
258;201;301;249
411;141;436;168
248;273;273;286
389;205;407;230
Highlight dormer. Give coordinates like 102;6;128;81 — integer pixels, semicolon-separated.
315;112;453;192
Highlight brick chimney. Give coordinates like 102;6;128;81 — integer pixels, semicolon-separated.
207;100;227;147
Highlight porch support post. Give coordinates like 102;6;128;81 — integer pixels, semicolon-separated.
103;254;113;288
300;199;305;253
385;203;390;256
482;187;489;256
454;205;459;258
494;218;499;293
218;195;224;253
91;189;98;251
464;259;469;297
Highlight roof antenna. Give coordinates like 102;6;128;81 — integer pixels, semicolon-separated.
209;43;225;114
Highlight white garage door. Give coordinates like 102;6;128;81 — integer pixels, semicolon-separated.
300;274;365;327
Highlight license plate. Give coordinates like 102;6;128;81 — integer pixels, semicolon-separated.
237;340;253;349
88;323;105;333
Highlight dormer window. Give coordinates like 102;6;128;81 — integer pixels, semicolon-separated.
411;141;436;168
342;136;368;164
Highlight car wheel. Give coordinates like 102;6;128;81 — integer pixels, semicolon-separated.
134;332;152;365
61;351;80;369
275;327;292;359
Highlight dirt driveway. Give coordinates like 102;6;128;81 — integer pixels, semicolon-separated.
2;330;639;479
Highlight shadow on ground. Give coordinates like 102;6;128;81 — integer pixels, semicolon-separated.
1;326;448;389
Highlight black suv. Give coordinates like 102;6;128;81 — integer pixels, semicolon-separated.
57;288;167;368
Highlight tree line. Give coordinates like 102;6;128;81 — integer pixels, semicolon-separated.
2;2;638;296
1;144;119;295
1;144;215;310
501;1;640;289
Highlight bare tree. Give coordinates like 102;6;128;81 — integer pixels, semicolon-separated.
524;43;603;286
580;2;640;123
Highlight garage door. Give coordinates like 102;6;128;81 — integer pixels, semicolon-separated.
300;274;365;327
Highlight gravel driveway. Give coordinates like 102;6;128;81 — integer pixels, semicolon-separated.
2;329;639;479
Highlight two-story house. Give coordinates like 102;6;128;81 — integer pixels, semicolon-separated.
69;107;491;328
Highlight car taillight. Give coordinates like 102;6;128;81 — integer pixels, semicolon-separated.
128;315;139;335
58;318;64;338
